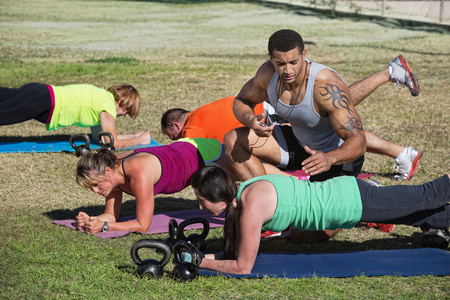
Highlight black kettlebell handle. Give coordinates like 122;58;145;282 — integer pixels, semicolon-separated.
169;218;178;240
130;239;172;268
173;241;201;267
69;133;91;156
98;131;115;151
177;217;210;241
69;133;91;150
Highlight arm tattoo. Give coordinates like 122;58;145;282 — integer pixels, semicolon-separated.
339;117;363;133
319;83;352;115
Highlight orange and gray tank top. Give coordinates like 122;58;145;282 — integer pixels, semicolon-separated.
267;60;344;152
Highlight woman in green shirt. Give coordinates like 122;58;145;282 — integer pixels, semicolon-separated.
190;166;450;275
0;83;151;149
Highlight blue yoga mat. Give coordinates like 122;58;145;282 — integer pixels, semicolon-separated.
0;138;162;153
199;248;450;278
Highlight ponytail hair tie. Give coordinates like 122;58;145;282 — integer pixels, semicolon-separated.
92;150;98;154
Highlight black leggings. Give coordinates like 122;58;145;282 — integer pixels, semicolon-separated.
0;83;52;125
358;175;450;229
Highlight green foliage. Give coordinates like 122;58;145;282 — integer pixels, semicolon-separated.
85;57;140;64
307;0;337;14
0;0;449;299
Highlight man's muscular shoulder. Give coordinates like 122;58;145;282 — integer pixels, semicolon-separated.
313;68;351;114
314;68;345;87
255;60;276;89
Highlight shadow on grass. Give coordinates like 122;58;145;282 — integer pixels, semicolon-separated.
129;0;242;3
360;170;398;180
258;231;426;253
328;43;450;56
0;134;73;142
44;197;199;220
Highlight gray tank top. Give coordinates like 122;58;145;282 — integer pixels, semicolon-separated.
267;60;343;152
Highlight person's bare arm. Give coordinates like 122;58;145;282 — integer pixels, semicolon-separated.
98;111;151;149
104;155;158;233
233;61;275;137
199;181;276;274
92;125;150;144
302;70;367;175
75;188;123;233
76;158;158;233
128;161;156;233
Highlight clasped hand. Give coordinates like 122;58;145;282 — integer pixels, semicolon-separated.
75;211;103;233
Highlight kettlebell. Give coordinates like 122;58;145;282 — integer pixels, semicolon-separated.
178;217;210;251
163;218;179;252
98;131;115;151
130;239;172;279
172;241;200;282
69;133;91;157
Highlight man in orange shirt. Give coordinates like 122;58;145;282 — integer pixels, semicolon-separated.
161;96;278;143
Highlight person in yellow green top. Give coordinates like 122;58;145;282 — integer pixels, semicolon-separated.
0;83;151;149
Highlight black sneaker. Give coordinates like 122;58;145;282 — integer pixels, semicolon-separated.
421;228;449;249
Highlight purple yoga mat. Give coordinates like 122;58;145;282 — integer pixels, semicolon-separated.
53;209;225;239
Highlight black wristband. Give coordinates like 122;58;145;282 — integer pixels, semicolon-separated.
101;221;109;232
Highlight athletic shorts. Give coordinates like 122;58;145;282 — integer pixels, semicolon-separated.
273;125;364;182
177;137;222;165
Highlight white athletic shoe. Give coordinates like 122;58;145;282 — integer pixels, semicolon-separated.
389;55;420;96
393;147;423;181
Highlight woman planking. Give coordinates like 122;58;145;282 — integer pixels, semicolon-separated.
73;137;285;234
0;83;150;149
190;166;450;275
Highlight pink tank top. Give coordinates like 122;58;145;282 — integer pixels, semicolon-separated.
124;141;204;195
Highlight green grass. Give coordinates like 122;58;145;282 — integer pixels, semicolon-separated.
0;0;449;298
